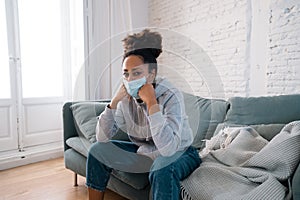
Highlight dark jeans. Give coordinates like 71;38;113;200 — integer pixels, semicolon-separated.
86;140;201;200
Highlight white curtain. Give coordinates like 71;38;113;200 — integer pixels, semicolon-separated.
85;0;148;100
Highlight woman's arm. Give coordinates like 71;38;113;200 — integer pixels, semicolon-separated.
139;85;188;157
96;107;118;142
148;91;185;157
96;85;128;142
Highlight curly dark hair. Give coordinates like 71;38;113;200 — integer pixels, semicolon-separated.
122;29;162;74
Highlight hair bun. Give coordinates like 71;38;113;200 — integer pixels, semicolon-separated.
122;29;162;59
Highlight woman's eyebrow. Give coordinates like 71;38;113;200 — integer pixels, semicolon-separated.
132;66;145;71
132;68;142;72
123;65;145;72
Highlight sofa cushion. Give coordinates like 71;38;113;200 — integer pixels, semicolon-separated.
70;102;130;143
64;148;87;177
213;123;286;141
183;92;229;149
70;102;108;143
66;136;92;157
225;94;300;125
111;170;149;190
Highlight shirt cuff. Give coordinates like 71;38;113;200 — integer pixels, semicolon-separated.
148;111;164;136
148;104;161;115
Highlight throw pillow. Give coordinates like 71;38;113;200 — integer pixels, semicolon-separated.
70;102;108;143
183;92;230;149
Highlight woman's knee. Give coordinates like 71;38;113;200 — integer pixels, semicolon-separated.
149;161;176;184
89;142;107;154
87;142;110;164
150;153;181;172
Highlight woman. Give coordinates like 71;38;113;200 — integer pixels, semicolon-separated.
86;29;201;200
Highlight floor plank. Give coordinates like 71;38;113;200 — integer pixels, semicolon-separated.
0;157;128;200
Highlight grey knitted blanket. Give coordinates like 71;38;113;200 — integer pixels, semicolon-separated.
181;121;300;200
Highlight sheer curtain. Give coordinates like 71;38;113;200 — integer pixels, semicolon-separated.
85;0;148;100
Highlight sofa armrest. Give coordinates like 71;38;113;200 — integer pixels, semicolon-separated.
63;102;78;151
292;162;300;199
63;100;111;151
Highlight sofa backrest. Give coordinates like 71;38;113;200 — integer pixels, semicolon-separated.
218;94;300;141
183;92;230;149
225;94;300;125
183;93;300;148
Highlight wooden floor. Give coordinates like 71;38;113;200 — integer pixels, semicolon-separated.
0;157;128;200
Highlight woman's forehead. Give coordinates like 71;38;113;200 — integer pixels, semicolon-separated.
122;55;148;71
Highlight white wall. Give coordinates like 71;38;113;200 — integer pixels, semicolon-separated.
267;0;300;95
149;0;300;98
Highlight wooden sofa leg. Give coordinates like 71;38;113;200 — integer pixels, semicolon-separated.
74;173;78;186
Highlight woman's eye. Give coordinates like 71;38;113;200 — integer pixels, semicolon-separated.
123;73;129;78
133;72;141;76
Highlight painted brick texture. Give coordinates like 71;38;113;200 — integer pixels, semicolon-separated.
149;0;300;98
268;2;300;94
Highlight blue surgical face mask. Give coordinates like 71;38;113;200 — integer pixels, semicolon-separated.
123;76;147;98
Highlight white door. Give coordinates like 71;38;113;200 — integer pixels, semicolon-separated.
0;0;18;152
17;0;66;148
0;0;84;154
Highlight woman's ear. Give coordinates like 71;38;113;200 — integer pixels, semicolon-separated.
147;69;156;83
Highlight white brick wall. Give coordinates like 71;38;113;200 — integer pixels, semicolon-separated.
149;0;300;98
268;1;300;94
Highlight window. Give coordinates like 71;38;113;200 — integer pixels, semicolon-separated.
18;0;64;98
0;0;85;155
0;1;10;99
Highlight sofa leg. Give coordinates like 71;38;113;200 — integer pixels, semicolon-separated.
74;173;78;187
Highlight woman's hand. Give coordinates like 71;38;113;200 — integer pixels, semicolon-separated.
138;84;158;113
110;84;128;109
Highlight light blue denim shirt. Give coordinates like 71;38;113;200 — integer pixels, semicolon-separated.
96;77;193;159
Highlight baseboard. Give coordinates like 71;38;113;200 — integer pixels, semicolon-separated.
0;142;64;170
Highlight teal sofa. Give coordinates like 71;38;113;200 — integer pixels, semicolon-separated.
63;93;300;200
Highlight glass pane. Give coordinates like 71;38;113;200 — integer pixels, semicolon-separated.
18;0;63;98
70;0;85;96
0;1;11;99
